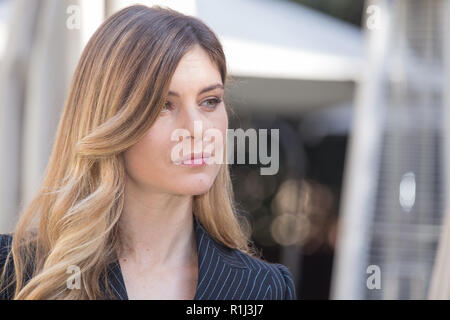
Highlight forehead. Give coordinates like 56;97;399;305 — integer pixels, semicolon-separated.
169;45;222;89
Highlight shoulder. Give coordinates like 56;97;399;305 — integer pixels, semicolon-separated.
0;233;13;272
194;218;297;299
232;249;297;300
0;233;14;300
0;233;13;259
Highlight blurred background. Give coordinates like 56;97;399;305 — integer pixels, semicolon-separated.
1;0;450;300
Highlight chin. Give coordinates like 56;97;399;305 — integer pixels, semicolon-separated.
175;174;216;195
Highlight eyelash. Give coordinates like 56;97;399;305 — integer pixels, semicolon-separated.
162;98;222;112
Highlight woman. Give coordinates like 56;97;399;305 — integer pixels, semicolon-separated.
0;4;296;300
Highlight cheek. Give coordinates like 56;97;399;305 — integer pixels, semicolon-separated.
123;129;170;185
217;114;228;136
219;106;229;130
207;106;228;137
215;110;229;158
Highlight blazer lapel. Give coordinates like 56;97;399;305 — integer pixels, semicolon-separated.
192;215;247;300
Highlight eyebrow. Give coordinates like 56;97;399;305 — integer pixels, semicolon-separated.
168;83;224;97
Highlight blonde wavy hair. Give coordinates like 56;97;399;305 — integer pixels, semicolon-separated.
0;4;259;299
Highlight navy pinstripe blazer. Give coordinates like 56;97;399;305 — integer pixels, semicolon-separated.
0;216;296;300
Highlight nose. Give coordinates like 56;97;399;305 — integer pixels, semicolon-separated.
179;106;211;152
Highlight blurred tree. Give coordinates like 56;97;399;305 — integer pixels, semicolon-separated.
287;0;365;27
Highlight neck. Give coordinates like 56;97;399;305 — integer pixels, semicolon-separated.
117;177;197;269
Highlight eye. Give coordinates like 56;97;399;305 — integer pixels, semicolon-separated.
161;101;173;113
201;97;222;110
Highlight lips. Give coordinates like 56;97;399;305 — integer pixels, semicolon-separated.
179;152;212;165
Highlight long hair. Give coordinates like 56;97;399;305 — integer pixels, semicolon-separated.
0;4;259;299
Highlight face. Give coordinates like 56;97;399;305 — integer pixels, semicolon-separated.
123;45;228;196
